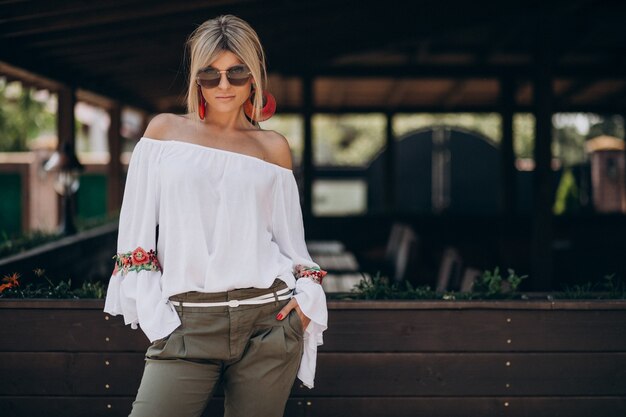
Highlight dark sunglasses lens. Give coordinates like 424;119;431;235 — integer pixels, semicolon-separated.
197;73;220;88
227;67;250;85
198;80;219;88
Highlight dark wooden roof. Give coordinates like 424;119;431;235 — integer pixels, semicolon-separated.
2;0;625;113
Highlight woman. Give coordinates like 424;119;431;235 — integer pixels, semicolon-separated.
103;14;328;417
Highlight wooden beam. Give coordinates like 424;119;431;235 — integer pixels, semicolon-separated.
0;0;250;36
383;80;409;108
76;88;117;111
439;80;468;108
556;79;598;107
3;51;155;112
0;60;64;91
0;60;149;116
599;83;626;108
277;105;512;114
279;65;626;80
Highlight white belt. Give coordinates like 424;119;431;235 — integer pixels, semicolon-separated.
169;286;293;308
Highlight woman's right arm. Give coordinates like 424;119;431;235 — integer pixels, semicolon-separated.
103;136;180;342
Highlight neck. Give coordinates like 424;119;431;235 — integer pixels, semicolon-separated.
202;108;253;131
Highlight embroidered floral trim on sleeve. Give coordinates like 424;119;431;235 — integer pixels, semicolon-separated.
294;264;327;284
112;246;162;276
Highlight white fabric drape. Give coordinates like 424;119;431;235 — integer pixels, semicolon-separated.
103;137;328;388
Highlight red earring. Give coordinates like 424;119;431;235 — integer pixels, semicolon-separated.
243;87;276;122
197;84;206;120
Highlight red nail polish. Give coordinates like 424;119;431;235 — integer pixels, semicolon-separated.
276;313;283;320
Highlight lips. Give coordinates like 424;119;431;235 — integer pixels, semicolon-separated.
216;96;234;99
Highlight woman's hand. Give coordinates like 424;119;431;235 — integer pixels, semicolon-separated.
276;298;310;332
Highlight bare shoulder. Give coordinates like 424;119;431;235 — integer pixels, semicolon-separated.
143;113;183;140
259;129;293;170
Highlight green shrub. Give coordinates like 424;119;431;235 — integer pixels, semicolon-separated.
0;269;107;299
352;271;438;300
552;274;626;300
339;268;626;300
471;267;528;299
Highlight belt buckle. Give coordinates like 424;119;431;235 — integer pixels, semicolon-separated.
228;299;240;308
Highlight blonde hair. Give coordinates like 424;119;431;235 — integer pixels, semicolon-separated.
184;14;268;125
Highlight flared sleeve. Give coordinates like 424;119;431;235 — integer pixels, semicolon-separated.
272;170;328;389
103;139;181;342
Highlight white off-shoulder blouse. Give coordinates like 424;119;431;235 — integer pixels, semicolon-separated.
103;136;328;389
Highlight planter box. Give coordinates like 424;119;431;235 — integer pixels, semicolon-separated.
1;299;625;417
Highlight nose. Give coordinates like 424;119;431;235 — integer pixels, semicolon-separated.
218;72;231;89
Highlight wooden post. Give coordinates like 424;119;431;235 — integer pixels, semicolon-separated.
56;87;76;150
55;86;76;228
499;77;516;216
385;111;396;212
107;102;122;214
302;74;314;218
531;25;555;291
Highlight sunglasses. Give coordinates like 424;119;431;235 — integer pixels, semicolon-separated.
196;64;252;88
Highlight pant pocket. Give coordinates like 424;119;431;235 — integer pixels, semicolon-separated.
286;308;304;339
146;326;188;359
146;333;173;359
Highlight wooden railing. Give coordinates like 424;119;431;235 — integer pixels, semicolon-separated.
0;222;117;286
0;299;625;417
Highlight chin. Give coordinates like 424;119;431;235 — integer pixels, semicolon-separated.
209;100;246;110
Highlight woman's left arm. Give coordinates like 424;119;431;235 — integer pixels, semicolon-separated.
267;133;327;332
270;165;328;389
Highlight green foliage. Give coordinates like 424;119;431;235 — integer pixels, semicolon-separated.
0;79;56;151
553;124;586;167
586;115;625;139
515;113;624;165
0;268;107;299
352;271;394;299
352;271;438;300
554;281;597;299
341;267;626;301
553;274;626;300
72;280;107;299
513;113;535;159
312;113;387;166
471;267;528;299
603;274;626;299
553;168;580;215
345;267;528;300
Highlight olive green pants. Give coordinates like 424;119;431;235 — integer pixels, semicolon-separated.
129;279;304;417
